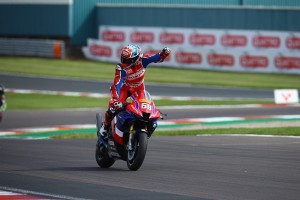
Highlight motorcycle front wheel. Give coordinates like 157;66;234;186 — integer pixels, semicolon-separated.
127;132;148;171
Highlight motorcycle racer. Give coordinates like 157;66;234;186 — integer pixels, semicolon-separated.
99;44;171;137
0;84;7;122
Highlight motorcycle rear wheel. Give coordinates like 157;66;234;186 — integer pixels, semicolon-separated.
127;132;148;171
95;141;115;168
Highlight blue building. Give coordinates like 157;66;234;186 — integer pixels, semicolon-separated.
0;0;299;47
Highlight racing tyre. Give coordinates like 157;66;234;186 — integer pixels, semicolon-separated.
95;113;114;168
127;132;148;171
95;141;115;168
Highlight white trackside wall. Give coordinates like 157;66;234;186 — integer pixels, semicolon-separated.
82;26;300;74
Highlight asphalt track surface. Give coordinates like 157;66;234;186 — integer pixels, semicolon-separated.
1;106;300;129
1;74;300;199
1;137;300;200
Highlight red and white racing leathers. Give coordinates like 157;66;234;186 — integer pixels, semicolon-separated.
103;53;163;126
110;53;162;103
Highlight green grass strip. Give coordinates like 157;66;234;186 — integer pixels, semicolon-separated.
157;127;300;136
1;120;300;139
0;128;96;139
156;118;300;129
49;126;300;138
6;92;109;110
1;56;300;89
6;92;273;110
201;118;300;125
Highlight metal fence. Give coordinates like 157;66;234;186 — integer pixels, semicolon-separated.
0;38;65;58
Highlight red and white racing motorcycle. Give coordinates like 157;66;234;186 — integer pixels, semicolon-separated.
95;90;164;171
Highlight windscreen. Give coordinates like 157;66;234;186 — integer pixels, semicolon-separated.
143;90;152;101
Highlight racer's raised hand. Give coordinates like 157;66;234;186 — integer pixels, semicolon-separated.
159;47;171;61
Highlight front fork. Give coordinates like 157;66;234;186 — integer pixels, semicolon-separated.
127;124;148;151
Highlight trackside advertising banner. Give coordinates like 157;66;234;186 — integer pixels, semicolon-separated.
82;26;300;74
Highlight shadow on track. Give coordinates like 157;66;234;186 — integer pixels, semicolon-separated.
36;166;129;172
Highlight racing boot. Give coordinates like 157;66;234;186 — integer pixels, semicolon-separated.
99;124;110;139
98;108;115;138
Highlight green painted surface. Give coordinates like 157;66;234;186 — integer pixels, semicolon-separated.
1;118;300;139
1;129;96;139
201;118;300;125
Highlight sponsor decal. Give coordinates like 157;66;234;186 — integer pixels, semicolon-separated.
240;55;268;68
89;44;112;57
275;56;300;69
286;37;300;49
175;52;202;64
130;31;154;43
221;34;247;47
159;33;184;44
253;36;280;48
189;34;216;45
207;53;234;66
144;49;170;61
127;69;145;80
274;89;299;104
102;31;125;42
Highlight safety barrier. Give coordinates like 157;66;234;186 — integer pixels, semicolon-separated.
0;38;65;59
83;26;300;75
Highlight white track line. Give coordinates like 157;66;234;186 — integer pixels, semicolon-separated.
0;186;92;200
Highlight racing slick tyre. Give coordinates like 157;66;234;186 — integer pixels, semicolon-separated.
95;141;115;168
127;132;148;171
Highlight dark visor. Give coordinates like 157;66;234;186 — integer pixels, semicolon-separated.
121;55;139;64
